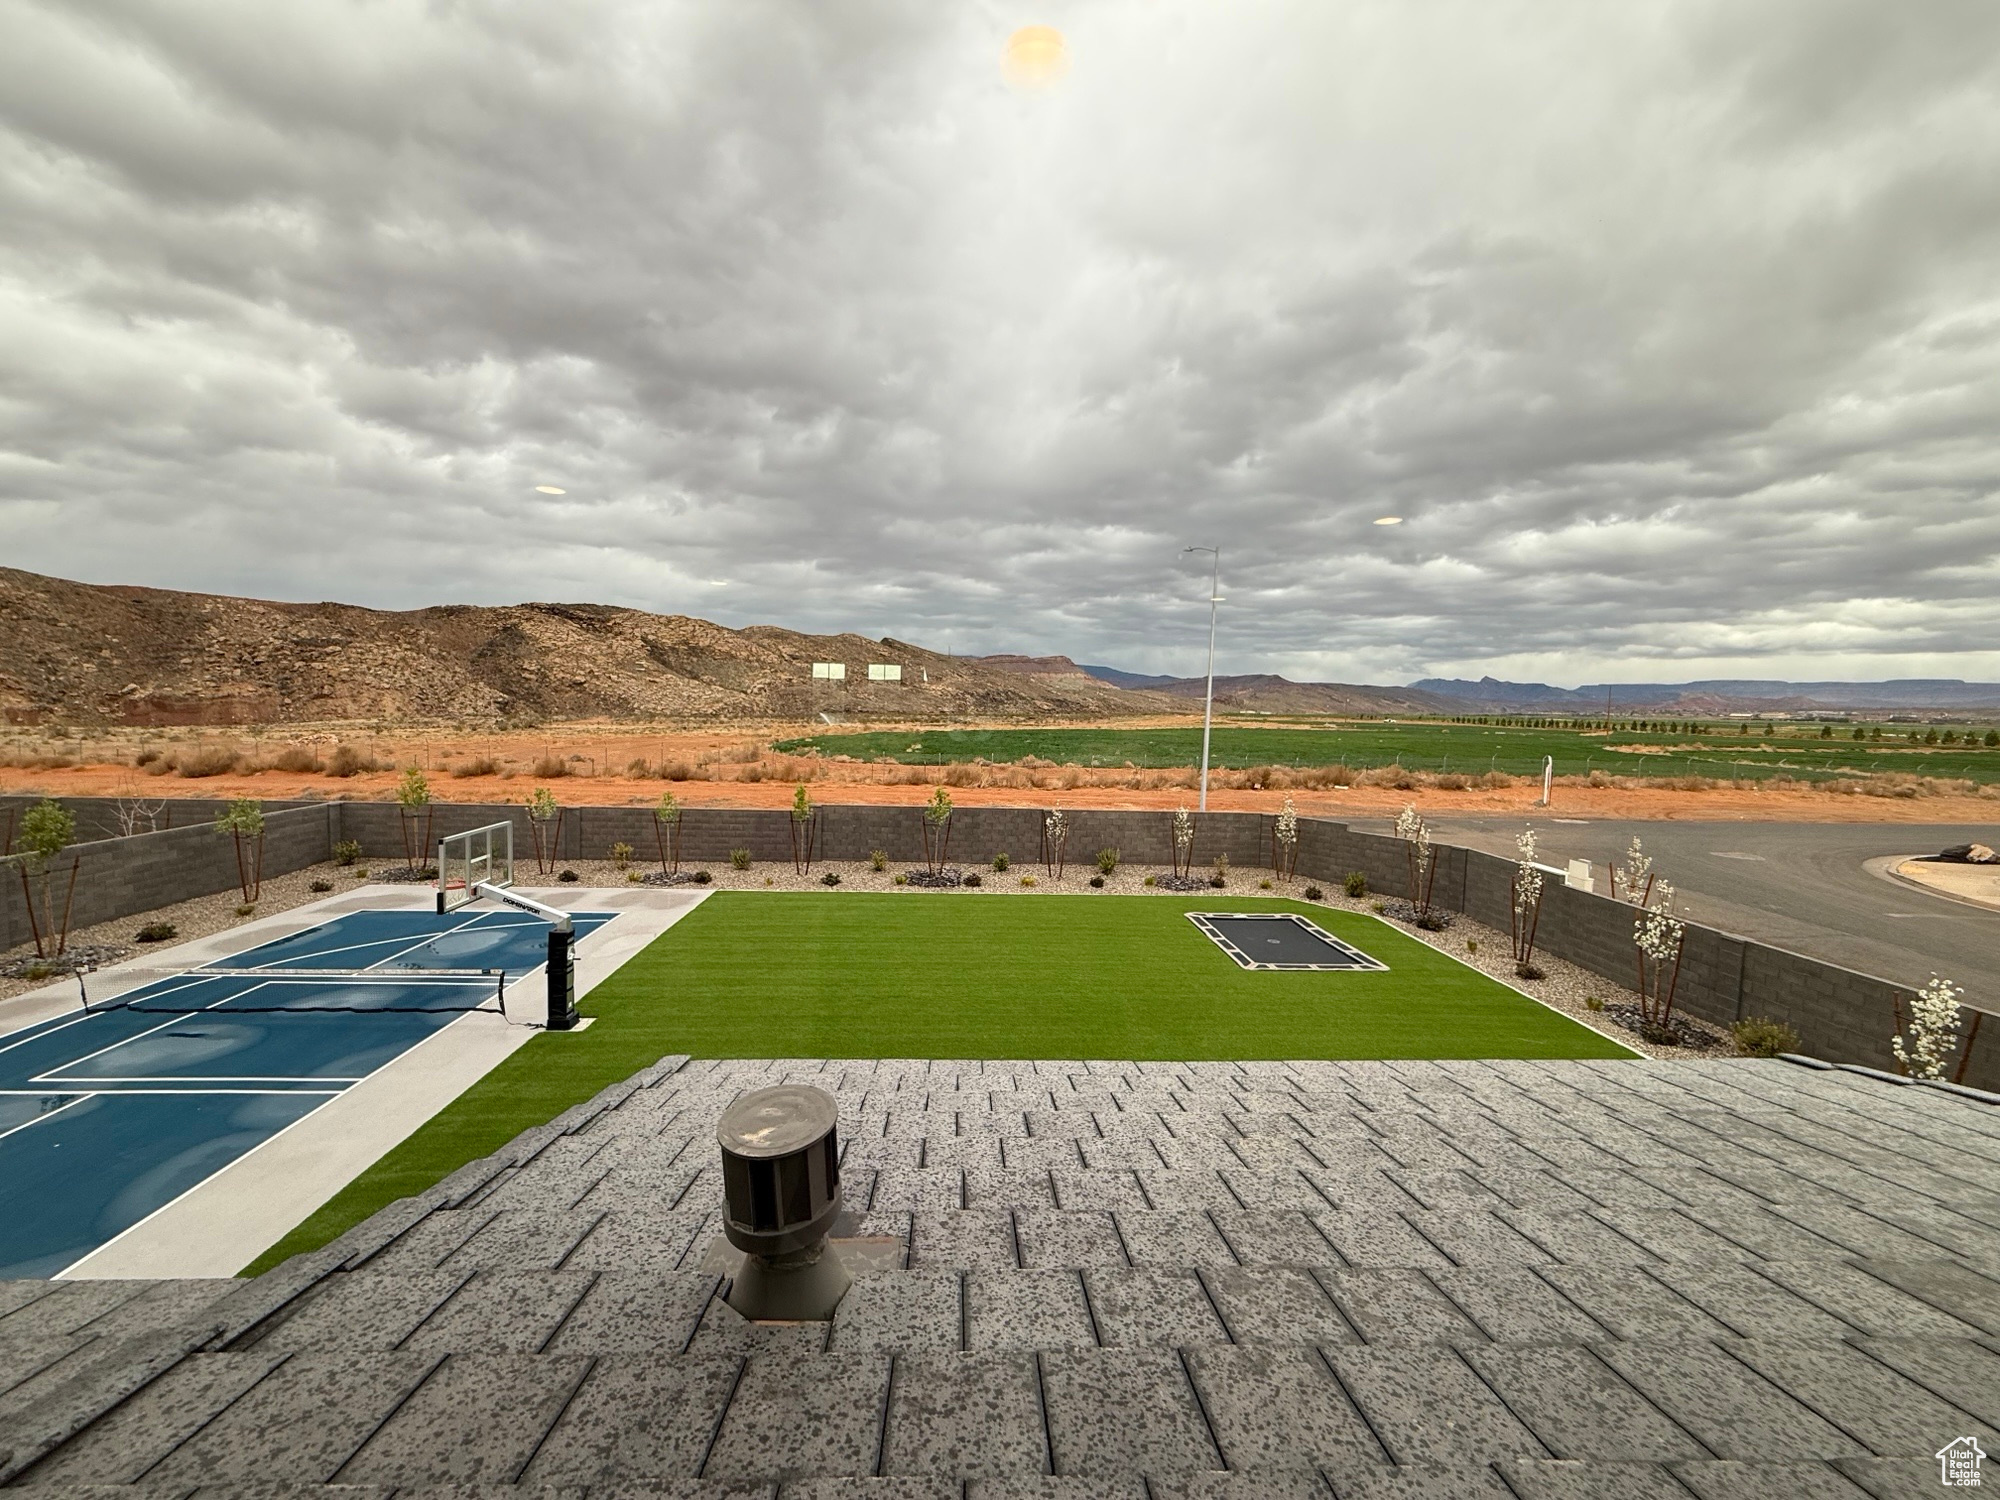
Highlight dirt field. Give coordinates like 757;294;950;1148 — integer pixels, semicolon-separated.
2;718;1996;824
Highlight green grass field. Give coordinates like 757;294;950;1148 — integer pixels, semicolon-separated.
772;721;2000;784
246;892;1630;1274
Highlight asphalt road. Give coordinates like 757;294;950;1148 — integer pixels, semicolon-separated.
1351;816;2000;1009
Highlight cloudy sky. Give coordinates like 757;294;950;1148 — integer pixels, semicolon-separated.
4;0;1999;685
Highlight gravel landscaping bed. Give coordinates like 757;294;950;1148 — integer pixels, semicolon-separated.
0;859;365;1004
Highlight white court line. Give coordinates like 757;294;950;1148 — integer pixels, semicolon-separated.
0;1095;93;1142
34;1073;366;1085
0;1087;342;1097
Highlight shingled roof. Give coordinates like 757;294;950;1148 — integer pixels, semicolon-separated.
3;1056;1998;1498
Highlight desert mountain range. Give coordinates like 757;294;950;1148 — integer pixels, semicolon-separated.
3;568;1994;727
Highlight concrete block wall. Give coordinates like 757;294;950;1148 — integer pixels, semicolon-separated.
1;804;334;952
4;793;1991;1090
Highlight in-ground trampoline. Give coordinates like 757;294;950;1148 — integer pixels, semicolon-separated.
1187;911;1389;972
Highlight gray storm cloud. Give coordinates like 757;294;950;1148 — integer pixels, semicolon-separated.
1;0;1997;684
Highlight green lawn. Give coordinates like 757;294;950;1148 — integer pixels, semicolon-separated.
772;722;2000;784
246;892;1631;1274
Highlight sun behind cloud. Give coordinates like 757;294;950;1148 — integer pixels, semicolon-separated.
1002;25;1070;90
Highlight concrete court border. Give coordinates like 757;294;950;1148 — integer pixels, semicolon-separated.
2;885;712;1281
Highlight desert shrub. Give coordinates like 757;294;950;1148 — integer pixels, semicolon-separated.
309;879;333;893
1258;878;1273;890
135;922;177;943
1731;1016;1799;1058
626;758;650;777
558;869;579;883
869;849;888;871
730;848;752;870
1467;939;1479;954
942;763;983;788
1144;875;1157;887
23;962;55;982
1303;885;1325;901
992;852;1010;872
1208;874;1226;888
234;903;256;917
332;839;361;866
451;757;500;778
272;747;322;773
328;745;380;777
135;748;161;766
1096;847;1120;875
532;756;571;779
893;873;909;885
1584;995;1604;1011
1089;875;1105;888
693;869;713;884
1515;963;1545;980
663;761;695;781
963;873;983;887
179;746;240;778
1020;874;1037;887
1369;900;1385;914
608;841;633;869
1344;871;1369;897
821;871;842;886
1433;773;1470;791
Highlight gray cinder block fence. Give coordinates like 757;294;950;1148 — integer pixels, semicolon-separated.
2;794;1991;1090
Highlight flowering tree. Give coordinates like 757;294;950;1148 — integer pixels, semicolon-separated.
526;786;563;875
921;786;953;875
1511;825;1544;972
1041;806;1068;880
789;783;819;874
396;766;434;870
12;797;79;957
214;797;265;903
1172;805;1197;880
653;790;682;875
1893;974;1964;1081
1613;836;1654;905
1272;797;1299;882
1632;877;1686;1040
1395;803;1437;922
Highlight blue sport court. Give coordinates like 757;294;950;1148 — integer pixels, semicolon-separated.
0;906;610;1278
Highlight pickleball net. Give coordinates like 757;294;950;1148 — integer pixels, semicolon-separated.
90;964;513;1017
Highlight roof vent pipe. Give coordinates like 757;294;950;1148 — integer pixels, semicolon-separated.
716;1084;851;1320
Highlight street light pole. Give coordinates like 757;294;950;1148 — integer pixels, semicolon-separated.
1183;546;1221;811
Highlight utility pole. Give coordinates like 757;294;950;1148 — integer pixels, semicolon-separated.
1182;547;1222;810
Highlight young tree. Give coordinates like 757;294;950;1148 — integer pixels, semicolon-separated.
1892;974;1965;1081
1041;806;1068;881
1394;804;1437;922
1511;825;1544;973
921;787;954;876
654;789;683;875
1612;836;1654;905
1172;805;1197;881
214;797;266;904
1632;877;1686;1042
790;783;819;874
1272;796;1299;881
396;766;434;870
526;787;563;875
13;797;79;957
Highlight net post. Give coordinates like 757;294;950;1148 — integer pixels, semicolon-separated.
547;929;577;1030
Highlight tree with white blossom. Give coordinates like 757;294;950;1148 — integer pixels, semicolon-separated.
1892;974;1965;1081
1633;877;1686;1040
1041;806;1068;880
1613;835;1654;905
1171;805;1197;880
1511;825;1544;972
1395;804;1437;921
1272;797;1299;882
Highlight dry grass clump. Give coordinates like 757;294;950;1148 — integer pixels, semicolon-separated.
270;747;323;773
328;744;382;778
451;756;500;778
177;745;241;778
531;755;571;778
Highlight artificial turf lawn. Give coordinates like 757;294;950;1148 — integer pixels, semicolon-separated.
246;892;1632;1272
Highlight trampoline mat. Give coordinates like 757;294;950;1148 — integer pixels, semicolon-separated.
1187;912;1388;971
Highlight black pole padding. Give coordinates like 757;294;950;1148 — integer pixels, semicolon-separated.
546;928;577;1030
